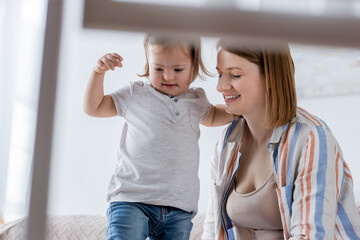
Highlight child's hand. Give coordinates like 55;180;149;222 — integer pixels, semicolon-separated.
94;53;123;74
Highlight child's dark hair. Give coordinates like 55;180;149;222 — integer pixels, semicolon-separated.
138;33;210;82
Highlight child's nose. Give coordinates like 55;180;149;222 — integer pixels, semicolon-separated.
163;70;174;81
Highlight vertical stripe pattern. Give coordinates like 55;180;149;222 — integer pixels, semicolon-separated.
202;108;360;240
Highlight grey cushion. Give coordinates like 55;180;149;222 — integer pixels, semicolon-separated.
1;202;359;239
0;215;106;240
0;213;205;240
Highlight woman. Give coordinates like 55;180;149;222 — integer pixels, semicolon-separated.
202;39;360;239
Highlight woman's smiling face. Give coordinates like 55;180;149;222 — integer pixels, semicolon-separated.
216;49;266;117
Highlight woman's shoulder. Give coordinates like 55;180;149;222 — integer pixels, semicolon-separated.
293;107;329;131
289;107;336;142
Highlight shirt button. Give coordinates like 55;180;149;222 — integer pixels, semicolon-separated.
174;99;178;102
175;112;180;116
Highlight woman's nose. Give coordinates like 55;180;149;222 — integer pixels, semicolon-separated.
217;75;230;92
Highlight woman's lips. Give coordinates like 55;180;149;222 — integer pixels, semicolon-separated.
224;94;240;102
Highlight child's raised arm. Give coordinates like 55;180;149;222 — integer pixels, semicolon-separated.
200;104;233;127
83;53;123;118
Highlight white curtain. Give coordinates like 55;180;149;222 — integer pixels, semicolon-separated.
0;0;46;223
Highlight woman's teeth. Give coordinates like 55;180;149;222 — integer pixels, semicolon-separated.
225;95;240;100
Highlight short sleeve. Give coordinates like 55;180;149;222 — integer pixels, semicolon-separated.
193;87;212;122
110;81;135;117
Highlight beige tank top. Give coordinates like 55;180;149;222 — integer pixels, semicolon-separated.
226;173;284;240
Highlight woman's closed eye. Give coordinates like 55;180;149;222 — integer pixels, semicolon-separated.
232;75;241;78
174;68;184;72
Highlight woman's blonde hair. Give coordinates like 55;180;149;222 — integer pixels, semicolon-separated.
217;39;297;128
138;33;210;82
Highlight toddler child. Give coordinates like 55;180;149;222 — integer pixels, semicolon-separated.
84;33;233;240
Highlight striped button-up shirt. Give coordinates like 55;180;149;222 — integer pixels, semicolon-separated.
202;107;360;240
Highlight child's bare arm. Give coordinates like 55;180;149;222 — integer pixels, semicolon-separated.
83;53;123;117
200;104;233;127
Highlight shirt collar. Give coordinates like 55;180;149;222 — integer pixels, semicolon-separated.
225;117;289;148
269;123;289;144
225;117;245;143
146;81;189;99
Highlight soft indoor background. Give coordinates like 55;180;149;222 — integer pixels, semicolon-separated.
0;0;359;223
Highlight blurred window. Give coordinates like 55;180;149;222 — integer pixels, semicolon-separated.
0;0;46;223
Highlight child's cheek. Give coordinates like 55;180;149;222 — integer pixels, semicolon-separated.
149;72;162;84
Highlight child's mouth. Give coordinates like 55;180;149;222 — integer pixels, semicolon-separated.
162;84;177;87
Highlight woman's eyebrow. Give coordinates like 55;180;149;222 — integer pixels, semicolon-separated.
216;66;244;71
227;67;244;71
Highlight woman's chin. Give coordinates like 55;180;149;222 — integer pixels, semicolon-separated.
225;105;237;115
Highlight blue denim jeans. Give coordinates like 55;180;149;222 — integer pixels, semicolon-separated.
106;201;193;240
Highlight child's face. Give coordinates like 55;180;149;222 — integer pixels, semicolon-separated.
148;44;193;96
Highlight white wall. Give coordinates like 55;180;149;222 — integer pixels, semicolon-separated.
47;0;360;216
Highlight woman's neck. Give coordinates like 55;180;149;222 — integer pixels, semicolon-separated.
243;114;273;148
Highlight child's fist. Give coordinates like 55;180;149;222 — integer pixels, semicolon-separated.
94;53;123;74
